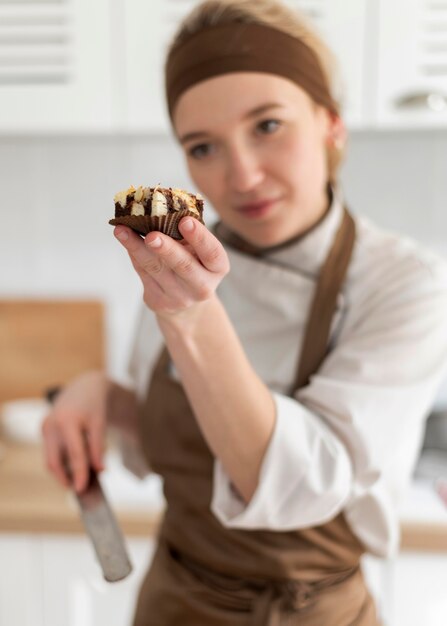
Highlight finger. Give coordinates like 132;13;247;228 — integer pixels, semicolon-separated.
86;419;105;473
143;231;203;284
129;254;177;312
115;227;165;276
63;424;89;493
128;252;166;296
42;421;71;488
178;217;229;274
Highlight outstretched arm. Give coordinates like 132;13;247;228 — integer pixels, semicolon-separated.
114;217;275;502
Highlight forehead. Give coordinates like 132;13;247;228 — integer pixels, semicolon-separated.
173;72;308;135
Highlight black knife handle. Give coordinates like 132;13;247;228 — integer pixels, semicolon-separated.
45;385;63;404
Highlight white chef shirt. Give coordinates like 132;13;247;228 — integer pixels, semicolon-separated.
127;189;447;558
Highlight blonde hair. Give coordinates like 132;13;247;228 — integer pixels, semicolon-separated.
167;0;346;182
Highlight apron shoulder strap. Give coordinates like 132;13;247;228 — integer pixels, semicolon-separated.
295;207;356;389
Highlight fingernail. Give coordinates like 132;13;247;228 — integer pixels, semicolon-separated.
182;218;194;232
115;228;128;242
148;236;162;248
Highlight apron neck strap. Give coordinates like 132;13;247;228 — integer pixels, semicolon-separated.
295;207;355;389
214;206;356;390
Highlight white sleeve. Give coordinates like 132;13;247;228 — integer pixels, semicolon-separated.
211;392;352;528
211;255;447;531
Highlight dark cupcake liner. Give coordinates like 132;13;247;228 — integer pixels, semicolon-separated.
109;209;204;240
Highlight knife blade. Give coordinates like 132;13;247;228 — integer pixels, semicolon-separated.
46;386;133;582
72;466;133;582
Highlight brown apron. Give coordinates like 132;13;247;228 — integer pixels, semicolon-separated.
133;209;379;625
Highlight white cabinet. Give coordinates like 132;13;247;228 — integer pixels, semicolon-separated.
0;535;44;626
119;0;167;133
288;0;369;128
122;0;202;133
0;0;114;133
4;0;447;132
0;534;154;626
377;0;447;128
391;552;447;626
363;552;447;626
42;536;154;626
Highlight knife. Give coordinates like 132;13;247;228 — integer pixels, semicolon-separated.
46;386;133;583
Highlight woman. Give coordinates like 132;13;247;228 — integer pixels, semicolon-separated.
42;1;447;624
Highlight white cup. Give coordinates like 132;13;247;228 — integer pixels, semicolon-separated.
0;398;51;443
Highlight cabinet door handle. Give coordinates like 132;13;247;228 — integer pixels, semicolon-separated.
394;91;447;112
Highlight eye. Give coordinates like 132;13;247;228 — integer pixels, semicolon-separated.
257;119;281;134
188;143;214;160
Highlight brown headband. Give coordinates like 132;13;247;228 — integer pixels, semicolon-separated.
165;22;339;121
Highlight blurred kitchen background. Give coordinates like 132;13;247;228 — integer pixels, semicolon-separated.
1;1;447;625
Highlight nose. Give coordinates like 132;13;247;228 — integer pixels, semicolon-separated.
225;143;265;194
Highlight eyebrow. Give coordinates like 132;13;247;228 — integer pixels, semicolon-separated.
178;102;285;145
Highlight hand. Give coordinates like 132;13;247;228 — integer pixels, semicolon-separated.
113;217;230;320
41;371;108;492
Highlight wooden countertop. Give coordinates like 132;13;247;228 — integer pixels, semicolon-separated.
0;439;161;536
1;438;447;552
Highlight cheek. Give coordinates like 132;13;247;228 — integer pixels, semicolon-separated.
280;129;326;185
269;133;311;185
187;161;221;202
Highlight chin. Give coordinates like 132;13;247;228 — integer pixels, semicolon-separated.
243;227;290;249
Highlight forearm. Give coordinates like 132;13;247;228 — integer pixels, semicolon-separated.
112;217;273;497
157;295;276;503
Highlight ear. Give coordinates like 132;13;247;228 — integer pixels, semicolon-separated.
325;111;347;151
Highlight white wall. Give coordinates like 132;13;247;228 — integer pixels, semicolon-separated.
2;131;447;404
341;131;447;252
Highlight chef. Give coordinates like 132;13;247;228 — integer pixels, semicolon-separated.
42;1;447;624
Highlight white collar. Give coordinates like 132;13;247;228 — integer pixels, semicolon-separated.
260;187;345;277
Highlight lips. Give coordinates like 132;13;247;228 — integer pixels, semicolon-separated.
236;198;280;218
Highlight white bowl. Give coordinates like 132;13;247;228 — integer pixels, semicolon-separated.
0;398;51;443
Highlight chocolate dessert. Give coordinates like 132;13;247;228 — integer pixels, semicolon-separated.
109;185;205;239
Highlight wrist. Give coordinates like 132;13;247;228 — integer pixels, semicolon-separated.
156;294;220;338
